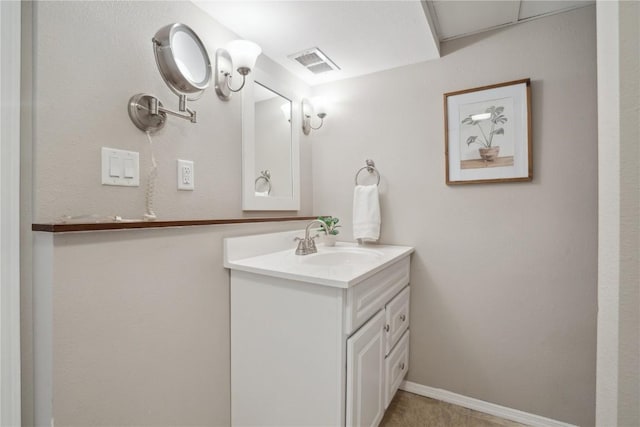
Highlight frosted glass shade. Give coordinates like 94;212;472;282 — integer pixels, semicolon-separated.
226;40;262;72
311;96;328;115
280;103;291;121
302;100;314;118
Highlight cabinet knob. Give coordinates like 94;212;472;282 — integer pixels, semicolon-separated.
399;362;405;370
400;314;406;322
384;324;390;332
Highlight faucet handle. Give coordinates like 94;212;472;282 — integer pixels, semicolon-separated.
294;238;307;255
308;237;318;253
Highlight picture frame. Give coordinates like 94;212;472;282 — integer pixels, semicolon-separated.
444;78;532;185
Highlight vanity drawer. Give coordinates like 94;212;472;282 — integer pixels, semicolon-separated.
345;256;410;335
384;329;409;409
385;286;410;356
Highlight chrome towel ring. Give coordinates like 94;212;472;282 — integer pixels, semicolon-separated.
255;170;272;194
354;159;381;186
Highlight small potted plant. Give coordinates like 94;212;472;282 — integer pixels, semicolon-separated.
318;216;341;247
461;105;508;161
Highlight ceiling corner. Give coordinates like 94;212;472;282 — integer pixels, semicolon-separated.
512;0;523;23
420;1;442;57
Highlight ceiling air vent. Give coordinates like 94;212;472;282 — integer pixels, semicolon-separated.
289;47;340;74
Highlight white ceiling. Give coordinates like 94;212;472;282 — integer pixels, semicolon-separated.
427;0;594;41
193;0;593;87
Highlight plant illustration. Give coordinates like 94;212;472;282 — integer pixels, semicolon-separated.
318;216;341;236
461;106;508;148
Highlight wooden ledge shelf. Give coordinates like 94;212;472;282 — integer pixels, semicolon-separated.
32;216;317;233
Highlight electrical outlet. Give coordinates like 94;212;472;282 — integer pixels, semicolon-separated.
177;159;194;190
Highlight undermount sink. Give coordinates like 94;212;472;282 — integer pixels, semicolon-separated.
224;230;414;288
301;247;385;266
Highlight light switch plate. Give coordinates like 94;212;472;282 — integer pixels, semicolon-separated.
101;147;139;186
177;159;194;190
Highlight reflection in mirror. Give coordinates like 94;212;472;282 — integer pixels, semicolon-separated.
253;82;292;198
171;29;209;85
242;69;299;211
255;170;272;196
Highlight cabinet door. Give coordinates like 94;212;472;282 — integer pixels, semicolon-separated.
346;310;386;427
384;330;410;409
385;286;410;356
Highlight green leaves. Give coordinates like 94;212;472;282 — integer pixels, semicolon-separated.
466;136;479;146
491;128;504;136
317;216;341;235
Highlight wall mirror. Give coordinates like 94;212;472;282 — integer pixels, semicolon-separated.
242;69;300;210
128;22;212;132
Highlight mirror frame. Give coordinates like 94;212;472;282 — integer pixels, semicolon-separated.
242;68;300;211
153;23;212;97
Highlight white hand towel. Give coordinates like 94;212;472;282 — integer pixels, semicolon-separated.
353;184;381;242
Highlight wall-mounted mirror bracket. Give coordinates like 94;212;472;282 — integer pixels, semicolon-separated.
128;94;168;133
128;93;198;133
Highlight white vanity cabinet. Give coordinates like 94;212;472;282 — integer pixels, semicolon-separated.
225;231;413;427
345;261;411;426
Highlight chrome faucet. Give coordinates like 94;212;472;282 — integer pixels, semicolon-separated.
295;219;329;255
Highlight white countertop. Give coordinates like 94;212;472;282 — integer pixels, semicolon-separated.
224;230;414;288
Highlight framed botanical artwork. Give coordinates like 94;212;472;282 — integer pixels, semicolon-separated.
444;78;532;185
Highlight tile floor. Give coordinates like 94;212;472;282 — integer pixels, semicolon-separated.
380;391;530;427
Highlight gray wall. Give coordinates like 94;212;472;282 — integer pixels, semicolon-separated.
23;2;313;425
24;2;599;426
596;1;640;425
32;1;312;222
46;221;311;426
310;7;597;427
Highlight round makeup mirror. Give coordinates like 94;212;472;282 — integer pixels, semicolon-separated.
128;23;212;133
153;23;212;98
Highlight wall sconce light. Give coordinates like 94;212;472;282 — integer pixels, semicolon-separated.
280;103;291;122
301;98;327;135
215;40;262;101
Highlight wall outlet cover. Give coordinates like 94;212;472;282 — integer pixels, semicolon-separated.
177;159;194;191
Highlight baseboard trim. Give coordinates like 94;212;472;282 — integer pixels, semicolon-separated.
399;381;578;427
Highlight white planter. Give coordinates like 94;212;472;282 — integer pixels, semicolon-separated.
323;235;337;246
